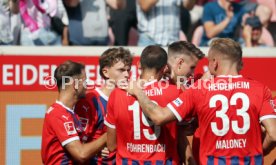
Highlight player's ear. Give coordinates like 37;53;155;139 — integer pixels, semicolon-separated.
213;58;218;72
72;77;79;91
102;67;110;79
178;58;184;70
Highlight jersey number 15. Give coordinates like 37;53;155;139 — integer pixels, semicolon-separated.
129;101;161;140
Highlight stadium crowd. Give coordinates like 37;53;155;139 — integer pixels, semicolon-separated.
1;0;276;47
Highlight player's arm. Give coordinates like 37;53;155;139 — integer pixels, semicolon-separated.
259;88;276;155
261;118;276;155
177;126;196;165
126;81;177;125
106;0;126;9
64;133;107;163
106;127;117;152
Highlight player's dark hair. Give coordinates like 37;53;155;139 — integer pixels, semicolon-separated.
99;47;133;79
210;38;243;70
168;41;205;59
54;60;85;91
140;45;167;71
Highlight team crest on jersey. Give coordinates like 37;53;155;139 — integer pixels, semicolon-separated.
173;98;183;107
79;117;88;131
64;122;77;135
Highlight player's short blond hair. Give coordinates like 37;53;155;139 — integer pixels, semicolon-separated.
210;38;243;70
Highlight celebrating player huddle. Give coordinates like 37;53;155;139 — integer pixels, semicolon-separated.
41;38;276;165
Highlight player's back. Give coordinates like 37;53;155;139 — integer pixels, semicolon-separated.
192;75;275;164
106;80;182;164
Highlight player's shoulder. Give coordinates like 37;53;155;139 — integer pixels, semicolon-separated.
45;103;66;117
82;88;107;102
110;87;128;97
162;82;181;93
241;76;270;91
86;89;100;99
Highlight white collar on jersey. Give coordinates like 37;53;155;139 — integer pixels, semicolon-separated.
216;75;243;78
95;88;109;101
144;79;158;87
56;100;74;113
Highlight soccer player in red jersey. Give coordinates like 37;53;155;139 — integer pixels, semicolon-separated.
126;38;276;165
167;41;205;90
41;61;107;164
166;41;205;164
105;45;184;164
75;48;133;164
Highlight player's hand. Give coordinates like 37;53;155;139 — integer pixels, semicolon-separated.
101;147;110;158
121;79;145;96
201;71;212;80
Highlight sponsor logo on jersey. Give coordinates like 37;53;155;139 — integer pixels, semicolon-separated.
173;98;183;107
82;105;89;112
64;122;77;135
62;115;69;120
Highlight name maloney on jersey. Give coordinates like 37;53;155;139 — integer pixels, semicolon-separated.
127;143;166;153
208;82;250;91
216;139;247;149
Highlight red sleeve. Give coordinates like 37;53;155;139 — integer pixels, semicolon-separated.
49;113;79;146
104;90;116;129
166;88;196;122
259;86;276;122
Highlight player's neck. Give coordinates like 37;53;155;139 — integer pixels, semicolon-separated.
216;67;239;76
100;85;113;97
57;91;77;110
140;71;161;82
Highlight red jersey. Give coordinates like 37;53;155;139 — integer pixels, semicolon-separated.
41;101;83;165
167;75;276;165
105;80;182;165
75;88;116;164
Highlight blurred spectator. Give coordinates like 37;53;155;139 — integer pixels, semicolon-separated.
63;0;125;46
242;16;268;47
20;0;62;45
257;0;276;46
51;0;69;45
136;0;196;46
180;0;212;41
109;0;137;46
0;0;20;45
200;0;272;46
